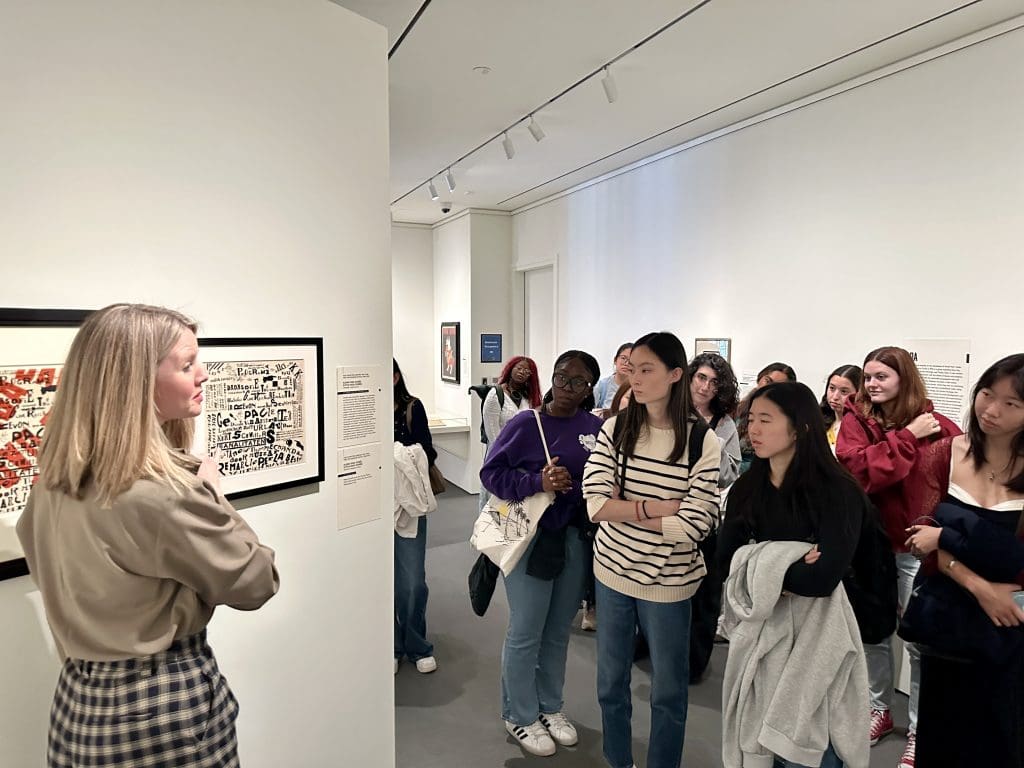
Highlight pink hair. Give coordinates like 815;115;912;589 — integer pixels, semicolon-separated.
497;356;542;408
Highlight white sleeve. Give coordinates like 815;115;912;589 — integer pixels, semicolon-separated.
482;388;502;444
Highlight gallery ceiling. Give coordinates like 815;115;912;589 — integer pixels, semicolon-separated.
331;0;1024;225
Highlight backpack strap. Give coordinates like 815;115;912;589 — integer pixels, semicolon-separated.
687;417;709;473
494;385;505;409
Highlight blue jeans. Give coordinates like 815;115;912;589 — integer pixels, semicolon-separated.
501;528;587;726
773;743;843;768
596;580;692;768
865;552;920;730
394;517;433;661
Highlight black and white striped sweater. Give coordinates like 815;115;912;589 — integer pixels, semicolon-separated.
583;415;721;603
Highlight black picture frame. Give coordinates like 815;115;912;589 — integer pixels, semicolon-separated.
440;322;461;384
1;307;92;581
196;337;325;500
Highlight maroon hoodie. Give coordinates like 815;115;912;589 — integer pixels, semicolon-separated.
836;396;961;551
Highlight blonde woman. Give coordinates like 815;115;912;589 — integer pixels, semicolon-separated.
17;304;279;768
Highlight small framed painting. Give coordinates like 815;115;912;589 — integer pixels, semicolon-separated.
694;337;732;363
194;337;325;500
440;322;461;384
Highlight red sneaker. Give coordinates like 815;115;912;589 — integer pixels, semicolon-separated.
899;732;916;768
868;708;894;746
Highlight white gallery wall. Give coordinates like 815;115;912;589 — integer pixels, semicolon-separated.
426;212;514;492
393;222;435;411
0;2;394;767
513;25;1024;405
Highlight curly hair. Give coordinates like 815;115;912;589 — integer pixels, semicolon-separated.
687;353;739;418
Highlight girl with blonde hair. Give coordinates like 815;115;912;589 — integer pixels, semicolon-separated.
17;303;279;768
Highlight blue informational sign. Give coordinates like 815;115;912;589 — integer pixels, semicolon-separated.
480;333;503;363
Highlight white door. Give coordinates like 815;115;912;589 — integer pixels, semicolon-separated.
524;266;555;392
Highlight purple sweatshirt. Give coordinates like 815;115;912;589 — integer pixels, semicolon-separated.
480;407;603;530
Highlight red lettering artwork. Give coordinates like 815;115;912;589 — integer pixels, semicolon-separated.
0;382;29;402
1;364;65;513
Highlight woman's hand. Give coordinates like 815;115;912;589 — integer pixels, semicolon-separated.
803;545;821;564
906;412;942;439
905;524;942;558
971;581;1024;627
540;457;572;493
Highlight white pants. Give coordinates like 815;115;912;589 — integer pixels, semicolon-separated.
864;553;920;732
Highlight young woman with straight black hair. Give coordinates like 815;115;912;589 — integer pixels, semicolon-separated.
737;362;799;474
719;381;875;768
583;331;721;768
392;359;439;674
903;353;1024;766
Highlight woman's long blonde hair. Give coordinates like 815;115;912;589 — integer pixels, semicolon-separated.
38;303;201;505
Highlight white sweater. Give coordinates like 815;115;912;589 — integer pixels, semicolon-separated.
393;441;436;538
722;541;869;768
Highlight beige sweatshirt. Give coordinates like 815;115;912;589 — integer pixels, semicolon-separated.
17;474;279;661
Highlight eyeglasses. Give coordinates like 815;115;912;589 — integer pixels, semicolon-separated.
694;372;719;391
615;355;631;363
551;372;592;393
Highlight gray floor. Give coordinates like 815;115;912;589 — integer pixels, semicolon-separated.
395;488;910;767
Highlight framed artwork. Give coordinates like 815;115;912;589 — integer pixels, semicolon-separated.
694;337;732;363
440;322;460;384
1;307;92;581
480;333;502;363
194;337;325;500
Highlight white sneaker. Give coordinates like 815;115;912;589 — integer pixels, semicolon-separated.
393;658;400;675
414;656;437;674
505;719;556;756
538;711;578;746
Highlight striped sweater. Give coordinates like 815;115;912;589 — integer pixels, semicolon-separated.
583;415;721;603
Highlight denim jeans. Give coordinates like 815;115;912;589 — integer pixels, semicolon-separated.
864;552;920;731
394;517;433;661
596;580;692;768
501;528;587;726
773;742;843;768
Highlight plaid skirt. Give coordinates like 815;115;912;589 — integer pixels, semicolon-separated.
48;631;240;768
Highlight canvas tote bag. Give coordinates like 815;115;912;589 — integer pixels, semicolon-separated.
470;409;553;576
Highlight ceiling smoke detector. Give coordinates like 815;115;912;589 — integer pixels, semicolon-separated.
472;66;492;75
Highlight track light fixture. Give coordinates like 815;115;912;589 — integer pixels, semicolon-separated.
601;66;618;104
404;49;646;210
528;116;545;142
502;132;515;160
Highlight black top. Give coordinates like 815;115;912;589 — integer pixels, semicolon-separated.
944;494;1021;533
393;398;437;466
717;473;865;597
